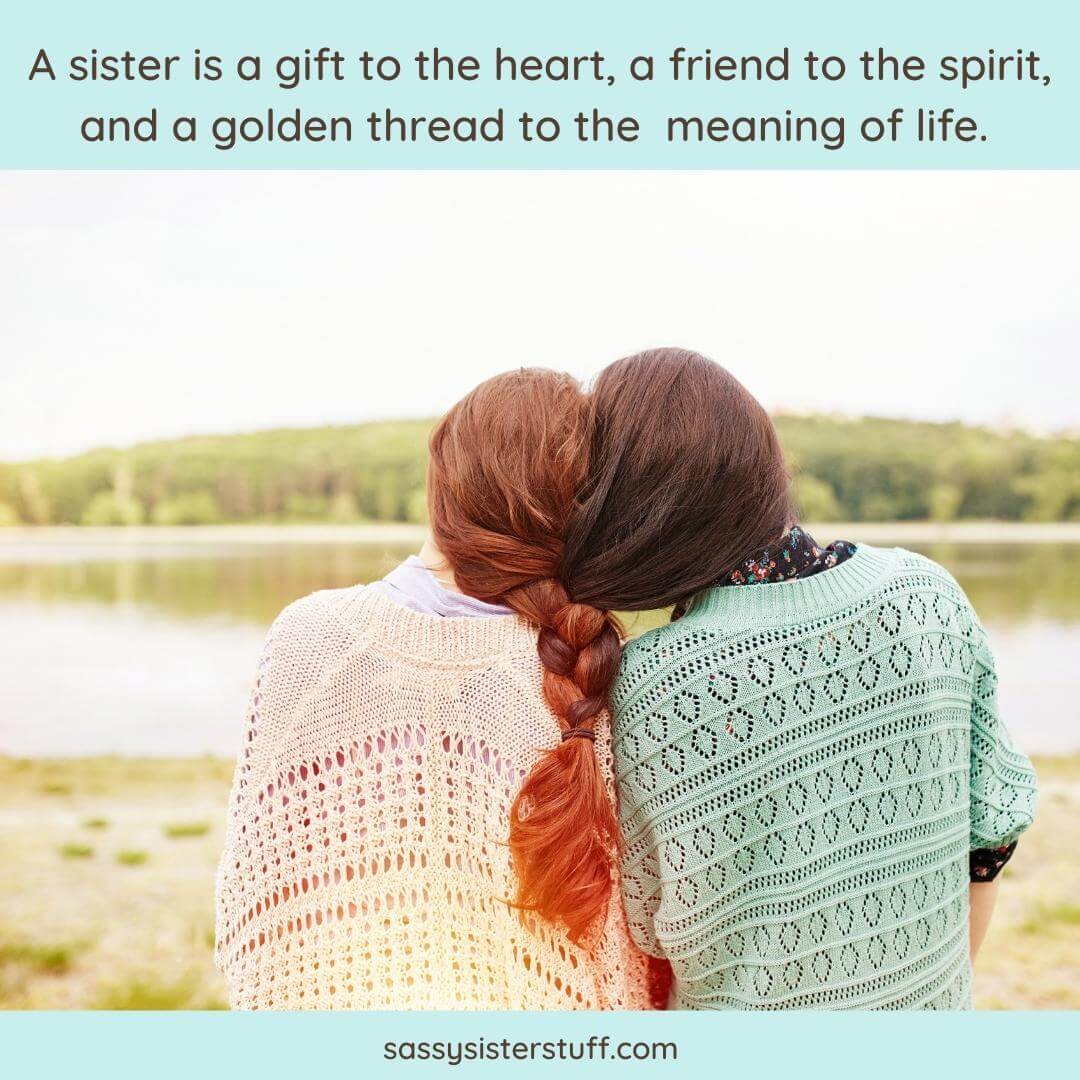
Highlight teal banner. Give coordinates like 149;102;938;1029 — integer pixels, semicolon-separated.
2;1010;1076;1078
0;0;1077;168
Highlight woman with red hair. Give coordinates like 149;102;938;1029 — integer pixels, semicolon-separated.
215;369;660;1010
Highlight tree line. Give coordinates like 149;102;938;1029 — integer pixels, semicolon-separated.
0;414;1076;526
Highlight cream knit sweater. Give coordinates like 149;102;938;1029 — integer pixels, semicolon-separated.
215;585;653;1010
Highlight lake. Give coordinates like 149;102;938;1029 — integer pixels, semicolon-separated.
1;532;1077;756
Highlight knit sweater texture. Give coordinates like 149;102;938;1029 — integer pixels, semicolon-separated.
611;546;1037;1010
215;586;652;1010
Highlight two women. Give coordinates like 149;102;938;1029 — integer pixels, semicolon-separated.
216;349;1037;1010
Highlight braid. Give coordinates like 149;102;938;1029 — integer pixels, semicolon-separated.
509;579;621;729
504;578;623;943
425;368;622;945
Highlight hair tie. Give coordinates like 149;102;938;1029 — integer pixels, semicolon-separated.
561;727;596;743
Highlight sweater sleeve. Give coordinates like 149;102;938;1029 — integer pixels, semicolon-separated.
968;629;1038;853
214;589;356;977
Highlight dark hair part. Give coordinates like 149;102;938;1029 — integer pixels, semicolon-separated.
427;369;622;943
562;348;794;612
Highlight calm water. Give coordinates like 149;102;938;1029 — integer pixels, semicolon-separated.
1;538;1077;756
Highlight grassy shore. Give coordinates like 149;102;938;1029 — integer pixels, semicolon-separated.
0;754;1076;1010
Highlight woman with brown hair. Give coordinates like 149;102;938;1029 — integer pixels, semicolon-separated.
214;368;656;1010
561;347;1037;1009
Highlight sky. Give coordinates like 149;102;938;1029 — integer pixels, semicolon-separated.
0;171;1077;460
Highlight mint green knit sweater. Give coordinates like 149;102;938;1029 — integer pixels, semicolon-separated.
611;546;1037;1010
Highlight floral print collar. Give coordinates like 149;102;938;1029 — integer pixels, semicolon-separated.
722;525;857;586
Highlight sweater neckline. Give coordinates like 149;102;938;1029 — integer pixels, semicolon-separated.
338;584;539;662
373;555;514;619
685;544;898;624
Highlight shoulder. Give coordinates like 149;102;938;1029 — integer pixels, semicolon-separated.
872;546;982;626
613;545;980;699
618;621;678;679
612;617;706;724
821;542;966;597
262;584;370;687
878;545;962;590
269;583;367;641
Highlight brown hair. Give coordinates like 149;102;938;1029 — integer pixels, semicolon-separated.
426;368;622;943
563;348;794;613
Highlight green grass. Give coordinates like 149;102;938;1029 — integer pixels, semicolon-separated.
1;752;1076;1010
115;850;149;867
57;843;93;859
89;974;224;1010
163;822;211;840
1032;754;1080;783
0;940;82;975
0;755;233;794
82;817;109;830
1020;901;1080;935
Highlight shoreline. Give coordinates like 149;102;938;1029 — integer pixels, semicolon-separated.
3;520;1080;546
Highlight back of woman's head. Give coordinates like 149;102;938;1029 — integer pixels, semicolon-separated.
426;368;622;943
564;348;794;612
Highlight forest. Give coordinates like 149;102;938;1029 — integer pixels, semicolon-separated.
0;413;1076;526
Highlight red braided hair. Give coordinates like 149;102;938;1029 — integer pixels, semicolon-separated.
426;369;621;943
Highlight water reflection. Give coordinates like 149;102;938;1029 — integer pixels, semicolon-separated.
3;541;1078;627
0;542;409;625
0;539;1077;756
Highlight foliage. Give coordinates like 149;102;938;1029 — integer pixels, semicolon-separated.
792;473;840;522
81;490;145;526
150;491;223;526
778;415;1080;523
0;415;1076;525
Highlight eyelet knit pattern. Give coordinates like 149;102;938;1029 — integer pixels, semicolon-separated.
215;587;653;1010
611;546;1037;1010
